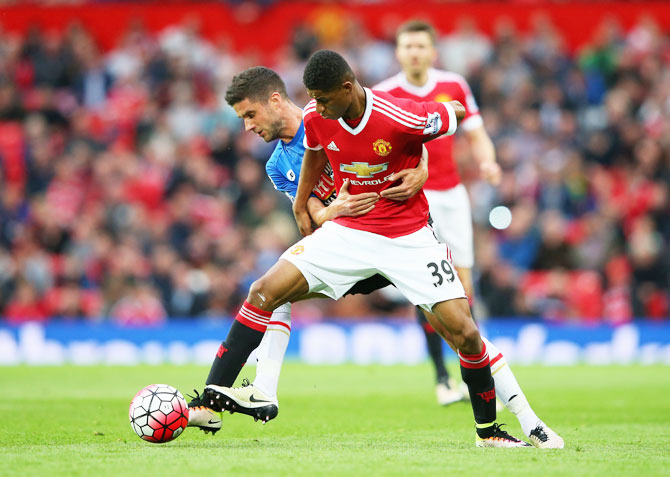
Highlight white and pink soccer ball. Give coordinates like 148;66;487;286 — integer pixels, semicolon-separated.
129;384;189;443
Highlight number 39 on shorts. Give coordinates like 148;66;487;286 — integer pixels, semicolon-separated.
427;260;455;287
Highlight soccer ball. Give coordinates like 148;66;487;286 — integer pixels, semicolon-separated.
129;384;189;443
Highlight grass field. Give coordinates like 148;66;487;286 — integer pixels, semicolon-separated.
1;364;669;476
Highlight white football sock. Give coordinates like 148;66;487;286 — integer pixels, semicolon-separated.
253;302;291;398
483;337;541;436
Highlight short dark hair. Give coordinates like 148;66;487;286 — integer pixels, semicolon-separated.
396;19;437;45
225;66;288;106
303;50;354;92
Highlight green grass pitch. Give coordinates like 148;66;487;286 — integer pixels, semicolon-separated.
1;364;669;476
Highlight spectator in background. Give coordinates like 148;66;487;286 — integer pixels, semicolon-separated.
110;279;166;326
602;256;633;324
5;280;48;324
74;43;113;110
532;211;576;270
497;200;540;271
439;16;491;77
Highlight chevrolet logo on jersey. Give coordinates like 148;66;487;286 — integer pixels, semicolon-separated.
340;162;389;178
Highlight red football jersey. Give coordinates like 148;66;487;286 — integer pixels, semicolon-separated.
374;69;483;190
303;87;458;238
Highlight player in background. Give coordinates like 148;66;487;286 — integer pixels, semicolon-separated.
187;66;427;433
200;52;531;448
375;20;500;406
375;21;562;447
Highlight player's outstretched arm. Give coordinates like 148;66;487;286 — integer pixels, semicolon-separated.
380;144;429;201
466;125;501;186
309;179;379;226
294;148;329;236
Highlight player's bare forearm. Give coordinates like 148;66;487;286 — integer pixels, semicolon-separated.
380;145;429;201
307;197;332;227
466;125;501;186
294;149;329;235
309;179;379;226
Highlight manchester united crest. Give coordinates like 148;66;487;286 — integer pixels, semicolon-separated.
290;245;304;255
373;139;392;157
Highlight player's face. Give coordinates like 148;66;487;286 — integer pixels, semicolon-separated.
233;97;283;142
396;31;436;76
307;84;352;120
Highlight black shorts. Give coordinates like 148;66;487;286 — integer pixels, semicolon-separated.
344;273;393;296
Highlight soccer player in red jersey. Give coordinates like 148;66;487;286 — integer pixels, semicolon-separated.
196;64;562;448
204;49;528;447
374;21;563;447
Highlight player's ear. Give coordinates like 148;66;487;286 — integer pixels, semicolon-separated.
268;91;283;108
341;81;354;95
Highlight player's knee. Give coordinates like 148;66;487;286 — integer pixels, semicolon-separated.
451;321;481;355
247;277;279;311
461;325;482;352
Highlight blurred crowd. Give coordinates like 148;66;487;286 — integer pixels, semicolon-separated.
0;11;668;325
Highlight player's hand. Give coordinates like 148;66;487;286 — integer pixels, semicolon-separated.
293;205;314;236
480;161;502;186
380;156;428;201
332;179;379;217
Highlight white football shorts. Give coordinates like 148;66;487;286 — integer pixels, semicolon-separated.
280;221;466;312
424;184;474;268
